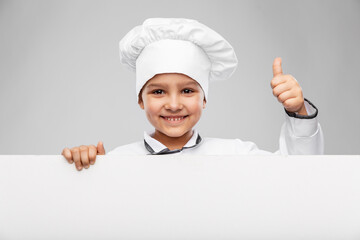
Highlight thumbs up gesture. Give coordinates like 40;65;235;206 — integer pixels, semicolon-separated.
270;57;307;115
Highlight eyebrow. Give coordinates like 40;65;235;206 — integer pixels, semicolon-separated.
146;83;167;88
146;81;199;89
180;82;199;87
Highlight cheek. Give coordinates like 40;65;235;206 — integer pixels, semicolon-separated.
185;96;204;114
144;99;162;117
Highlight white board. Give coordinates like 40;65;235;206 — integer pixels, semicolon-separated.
0;155;360;240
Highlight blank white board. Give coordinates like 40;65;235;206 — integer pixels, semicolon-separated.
0;155;360;240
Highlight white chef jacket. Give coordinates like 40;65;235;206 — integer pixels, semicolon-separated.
107;99;324;155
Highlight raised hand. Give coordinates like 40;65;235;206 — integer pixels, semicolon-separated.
270;57;307;115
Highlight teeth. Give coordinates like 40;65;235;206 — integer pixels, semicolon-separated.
165;116;185;121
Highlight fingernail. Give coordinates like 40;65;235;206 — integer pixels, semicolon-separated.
77;166;82;171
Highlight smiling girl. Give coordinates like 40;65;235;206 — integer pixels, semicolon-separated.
62;18;324;171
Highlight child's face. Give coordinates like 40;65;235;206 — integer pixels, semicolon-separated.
139;73;206;138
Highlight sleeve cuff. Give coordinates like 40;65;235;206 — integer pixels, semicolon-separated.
284;98;318;119
284;98;320;137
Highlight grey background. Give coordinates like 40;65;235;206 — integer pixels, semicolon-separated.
0;0;359;155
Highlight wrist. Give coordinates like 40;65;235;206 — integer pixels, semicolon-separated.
296;103;308;116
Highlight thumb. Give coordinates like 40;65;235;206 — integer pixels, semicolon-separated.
97;141;106;155
272;57;283;77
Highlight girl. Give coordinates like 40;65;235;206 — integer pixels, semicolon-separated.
62;18;324;171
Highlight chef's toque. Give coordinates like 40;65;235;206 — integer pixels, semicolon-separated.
119;18;238;101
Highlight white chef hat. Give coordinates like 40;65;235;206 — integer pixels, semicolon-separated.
119;18;238;101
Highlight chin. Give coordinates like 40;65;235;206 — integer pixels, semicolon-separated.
160;127;190;138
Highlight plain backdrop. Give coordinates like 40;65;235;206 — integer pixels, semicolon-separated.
0;0;359;155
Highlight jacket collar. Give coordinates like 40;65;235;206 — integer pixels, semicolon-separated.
143;129;202;155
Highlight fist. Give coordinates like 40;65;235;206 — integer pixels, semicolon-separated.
62;141;105;171
270;57;307;115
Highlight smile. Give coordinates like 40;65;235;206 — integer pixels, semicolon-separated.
161;115;188;122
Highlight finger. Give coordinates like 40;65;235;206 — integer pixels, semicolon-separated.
272;82;292;98
277;90;295;104
97;141;106;155
88;145;97;165
282;97;302;112
62;148;74;164
272;57;283;77
71;147;83;171
80;145;90;169
270;75;287;89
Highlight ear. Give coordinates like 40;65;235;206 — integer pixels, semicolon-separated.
138;99;144;110
137;91;145;110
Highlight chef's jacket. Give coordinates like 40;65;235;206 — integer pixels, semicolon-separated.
107;99;324;155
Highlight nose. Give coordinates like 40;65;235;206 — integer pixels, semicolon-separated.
164;94;183;111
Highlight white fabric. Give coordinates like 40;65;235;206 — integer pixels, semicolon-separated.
119;18;238;100
135;39;211;100
108;101;324;155
279;101;324;154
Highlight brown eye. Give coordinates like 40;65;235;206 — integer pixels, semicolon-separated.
153;90;164;95
182;89;194;94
